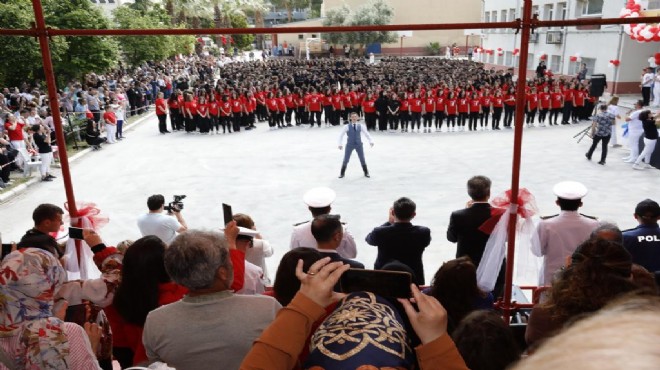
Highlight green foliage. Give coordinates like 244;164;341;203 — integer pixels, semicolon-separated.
270;0;310;22
130;0;154;15
113;6;174;66
172;28;197;56
310;0;322;18
0;0;118;87
427;42;441;56
323;0;396;50
322;4;350;46
230;13;255;49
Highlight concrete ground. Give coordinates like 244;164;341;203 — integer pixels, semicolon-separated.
0;110;657;285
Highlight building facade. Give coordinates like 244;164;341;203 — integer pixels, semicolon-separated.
482;0;660;94
89;0;135;18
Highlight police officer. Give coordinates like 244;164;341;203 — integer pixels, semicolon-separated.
531;181;599;286
289;187;357;259
622;199;660;274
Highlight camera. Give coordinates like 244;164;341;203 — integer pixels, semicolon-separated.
164;195;186;213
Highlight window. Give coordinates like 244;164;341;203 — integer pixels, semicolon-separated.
500;10;507;32
558;3;567;29
108;0;115;3
527;53;535;70
570;58;595;77
489;53;494;64
508;8;516;33
582;0;603;15
532;5;539;17
311;34;317;38
298;34;304;40
551;55;561;72
484;11;490;33
544;4;554;30
497;53;504;65
99;0;105;3
505;51;513;66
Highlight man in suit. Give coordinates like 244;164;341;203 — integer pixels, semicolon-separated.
338;112;374;178
311;214;364;269
365;197;431;285
447;175;492;266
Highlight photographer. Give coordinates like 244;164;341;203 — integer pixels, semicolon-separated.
137;194;187;245
31;124;56;182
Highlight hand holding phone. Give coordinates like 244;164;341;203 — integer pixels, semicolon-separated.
339;269;412;298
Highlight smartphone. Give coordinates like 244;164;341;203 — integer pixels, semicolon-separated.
222;203;233;226
68;227;84;240
339;269;412;298
1;243;13;259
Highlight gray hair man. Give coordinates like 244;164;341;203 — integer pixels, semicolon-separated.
143;230;281;370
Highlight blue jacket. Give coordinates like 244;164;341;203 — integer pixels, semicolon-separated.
623;223;660;273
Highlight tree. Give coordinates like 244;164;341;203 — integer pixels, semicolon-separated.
310;0;322;18
322;0;396;53
44;0;120;84
322;4;350;46
113;6;173;66
230;13;255;49
270;0;310;23
130;0;155;15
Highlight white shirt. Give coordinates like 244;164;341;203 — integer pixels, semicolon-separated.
628;109;644;133
531;211;599;286
137;213;182;245
337;122;374;146
642;72;654;87
649;56;657;68
245;239;274;285
290;221;357;258
237;261;266;295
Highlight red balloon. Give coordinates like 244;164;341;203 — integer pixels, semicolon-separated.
655;57;660;65
653;34;660;42
654;53;660;59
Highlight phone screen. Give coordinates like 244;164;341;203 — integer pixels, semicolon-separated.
222;203;233;226
339;269;412;298
68;227;84;240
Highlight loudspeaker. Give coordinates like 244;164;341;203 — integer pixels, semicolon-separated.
590;74;607;97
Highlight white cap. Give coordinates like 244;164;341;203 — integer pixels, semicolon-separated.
553;181;588;200
303;187;336;208
237;227;258;237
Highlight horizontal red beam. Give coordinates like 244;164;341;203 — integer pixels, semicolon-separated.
0;16;658;38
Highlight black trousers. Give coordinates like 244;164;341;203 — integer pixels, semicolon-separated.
586;135;611;162
468;112;479;130
480;108;490;127
446;114;456;127
377;112;388;131
562;102;574;124
550;107;561;124
170;108;179;130
492;107;502;129
435;111;445;129
642;86;651;106
310;111;322;126
157;114;167;133
411;112;421;129
503;105;515;127
233;114;242;131
286;108;295;124
538;108;549;123
526;108;537;124
423;112;433;127
400;113;410;130
0;152;11;183
388;114;399;130
365;112;377;130
323;106;332;123
458;112;468;127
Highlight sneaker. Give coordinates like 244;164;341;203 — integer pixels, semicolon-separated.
632;163;645;170
41;177;53;182
598;161;606;165
46;174;56;179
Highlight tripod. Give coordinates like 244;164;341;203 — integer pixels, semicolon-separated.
574;125;593;143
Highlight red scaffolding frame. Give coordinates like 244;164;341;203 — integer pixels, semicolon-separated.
2;0;659;320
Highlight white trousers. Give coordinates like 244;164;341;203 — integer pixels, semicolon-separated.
635;138;657;165
610;122;618;145
654;83;660;106
105;124;117;143
628;131;644;159
40;152;52;177
10;140;26;168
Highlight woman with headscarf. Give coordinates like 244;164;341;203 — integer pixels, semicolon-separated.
0;248;101;369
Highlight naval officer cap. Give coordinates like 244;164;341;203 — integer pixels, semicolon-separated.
304;187;336;208
553;181;588;200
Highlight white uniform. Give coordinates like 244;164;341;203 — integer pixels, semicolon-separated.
626;109;645;161
531;211;599;286
237;261;266;295
245;239;274;285
290;220;357;258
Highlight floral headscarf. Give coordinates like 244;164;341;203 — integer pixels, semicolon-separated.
0;248;70;369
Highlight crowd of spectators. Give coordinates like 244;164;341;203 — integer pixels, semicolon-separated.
0;174;657;370
0;54;218;187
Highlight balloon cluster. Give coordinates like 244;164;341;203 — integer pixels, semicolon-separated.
620;0;660;42
513;48;520;56
608;59;621;67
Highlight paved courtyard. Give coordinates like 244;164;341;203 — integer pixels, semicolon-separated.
0;114;657;284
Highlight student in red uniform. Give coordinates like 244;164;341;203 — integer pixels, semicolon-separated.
572;84;586;123
155;92;169;134
265;91;280;129
491;90;504;130
256;90;267;122
409;90;423;132
246;91;257;129
285;88;297;127
561;82;575;125
445;91;458;131
341;87;353;124
307;89;323;127
480;88;492;130
503;87;516;129
230;91;243;132
197;94;210;134
526;86;539;128
422;91;435;133
538;85;551;127
457;90;469;132
331;88;343;126
182;92;198;133
398;92;411;132
296;88;307;125
468;91;481;131
322;88;333;126
276;91;287;128
361;91;377;131
550;85;564;126
434;91;445;132
208;93;220;134
167;90;181;131
219;95;232;133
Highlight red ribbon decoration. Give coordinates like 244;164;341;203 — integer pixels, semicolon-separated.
478;188;537;235
64;202;109;231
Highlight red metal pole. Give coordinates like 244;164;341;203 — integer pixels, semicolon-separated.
30;0;79;246
502;0;533;322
